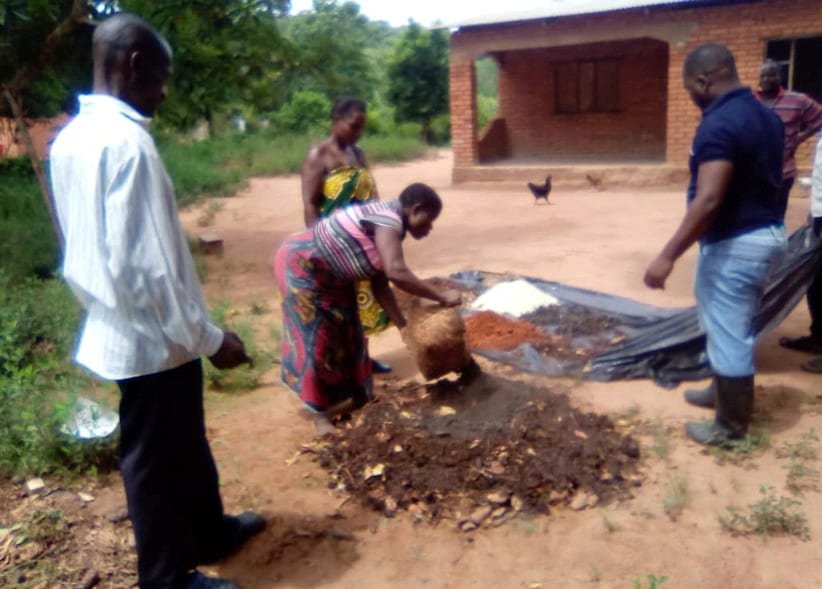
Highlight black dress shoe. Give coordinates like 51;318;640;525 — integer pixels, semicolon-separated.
199;512;266;564
183;571;239;589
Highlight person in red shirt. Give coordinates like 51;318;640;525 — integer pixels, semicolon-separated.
758;60;822;354
757;60;822;201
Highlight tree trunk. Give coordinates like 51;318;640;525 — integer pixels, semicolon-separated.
2;88;64;249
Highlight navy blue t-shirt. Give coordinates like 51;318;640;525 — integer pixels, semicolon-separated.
687;87;785;243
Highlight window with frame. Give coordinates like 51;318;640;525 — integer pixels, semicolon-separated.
555;59;620;114
765;36;822;102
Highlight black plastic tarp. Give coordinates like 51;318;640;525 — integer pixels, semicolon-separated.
451;225;821;387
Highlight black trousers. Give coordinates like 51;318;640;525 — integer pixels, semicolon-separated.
118;359;225;589
810;217;822;341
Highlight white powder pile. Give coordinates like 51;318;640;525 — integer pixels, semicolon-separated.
469;279;559;317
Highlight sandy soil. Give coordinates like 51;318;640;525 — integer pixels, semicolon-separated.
170;149;822;589
41;149;822;588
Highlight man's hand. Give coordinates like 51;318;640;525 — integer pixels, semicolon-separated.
440;289;462;307
644;255;674;290
208;331;252;369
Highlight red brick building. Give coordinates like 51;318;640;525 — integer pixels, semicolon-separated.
448;0;822;183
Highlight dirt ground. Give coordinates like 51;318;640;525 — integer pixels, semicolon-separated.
5;149;822;588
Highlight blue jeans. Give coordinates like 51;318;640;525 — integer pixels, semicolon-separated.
695;225;787;377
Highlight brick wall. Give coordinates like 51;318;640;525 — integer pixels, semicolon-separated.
665;0;822;170
449;57;478;168
450;0;822;169
496;38;667;161
0;115;68;159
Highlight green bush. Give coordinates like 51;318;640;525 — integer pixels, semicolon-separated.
477;94;499;132
360;134;429;164
0;271;114;477
363;105;394;136
0;160;60;280
395;121;423;139
429;113;451;145
203;300;274;393
270;91;331;134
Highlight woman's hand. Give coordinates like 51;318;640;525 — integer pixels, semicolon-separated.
440;289;462;307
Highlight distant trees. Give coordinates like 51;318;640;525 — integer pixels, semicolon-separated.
386;22;449;142
0;0;454;144
115;0;293;129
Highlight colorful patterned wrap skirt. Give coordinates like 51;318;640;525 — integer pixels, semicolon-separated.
320;166;390;335
273;229;373;411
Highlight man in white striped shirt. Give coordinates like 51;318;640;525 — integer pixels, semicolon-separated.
50;14;262;589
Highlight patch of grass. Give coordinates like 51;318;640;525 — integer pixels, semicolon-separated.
776;430;820;495
783;461;820;495
196;199;224;227
158;128;428;207
15;509;67;546
650;417;670;460
775;429;819;461
0;271;116;477
204;301;274;393
0;160;60;281
718;485;810;541
709;428;770;465
662;475;689;521
632;574;668;589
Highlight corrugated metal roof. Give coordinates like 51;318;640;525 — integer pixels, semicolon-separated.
447;0;736;28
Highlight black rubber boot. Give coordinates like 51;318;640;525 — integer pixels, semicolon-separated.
685;375;754;446
683;379;715;409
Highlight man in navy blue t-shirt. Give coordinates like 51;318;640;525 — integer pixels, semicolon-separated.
644;43;787;446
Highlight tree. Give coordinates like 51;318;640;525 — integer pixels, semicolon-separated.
279;0;377;105
0;0;111;247
0;0;104;119
119;0;294;130
386;22;449;143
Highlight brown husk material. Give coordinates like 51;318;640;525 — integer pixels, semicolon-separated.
314;373;641;527
396;282;474;380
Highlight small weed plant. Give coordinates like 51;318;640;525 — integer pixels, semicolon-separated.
775;429;818;460
650;417;670;461
719;485;810;541
663;475;689;521
776;430;820;494
709;428;770;464
633;574;668;589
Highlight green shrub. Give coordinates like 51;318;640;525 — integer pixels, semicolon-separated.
429;113;451;145
477;94;499;131
363;105;395;136
360;135;428;163
395;121;423;139
0;160;60;280
203;300;274;393
0;271;114;477
270;90;331;134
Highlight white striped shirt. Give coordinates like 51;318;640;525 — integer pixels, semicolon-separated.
49;95;223;380
812;136;822;219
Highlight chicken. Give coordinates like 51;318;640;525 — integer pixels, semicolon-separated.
585;172;604;191
527;175;552;204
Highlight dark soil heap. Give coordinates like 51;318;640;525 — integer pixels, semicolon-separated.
314;373;641;530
